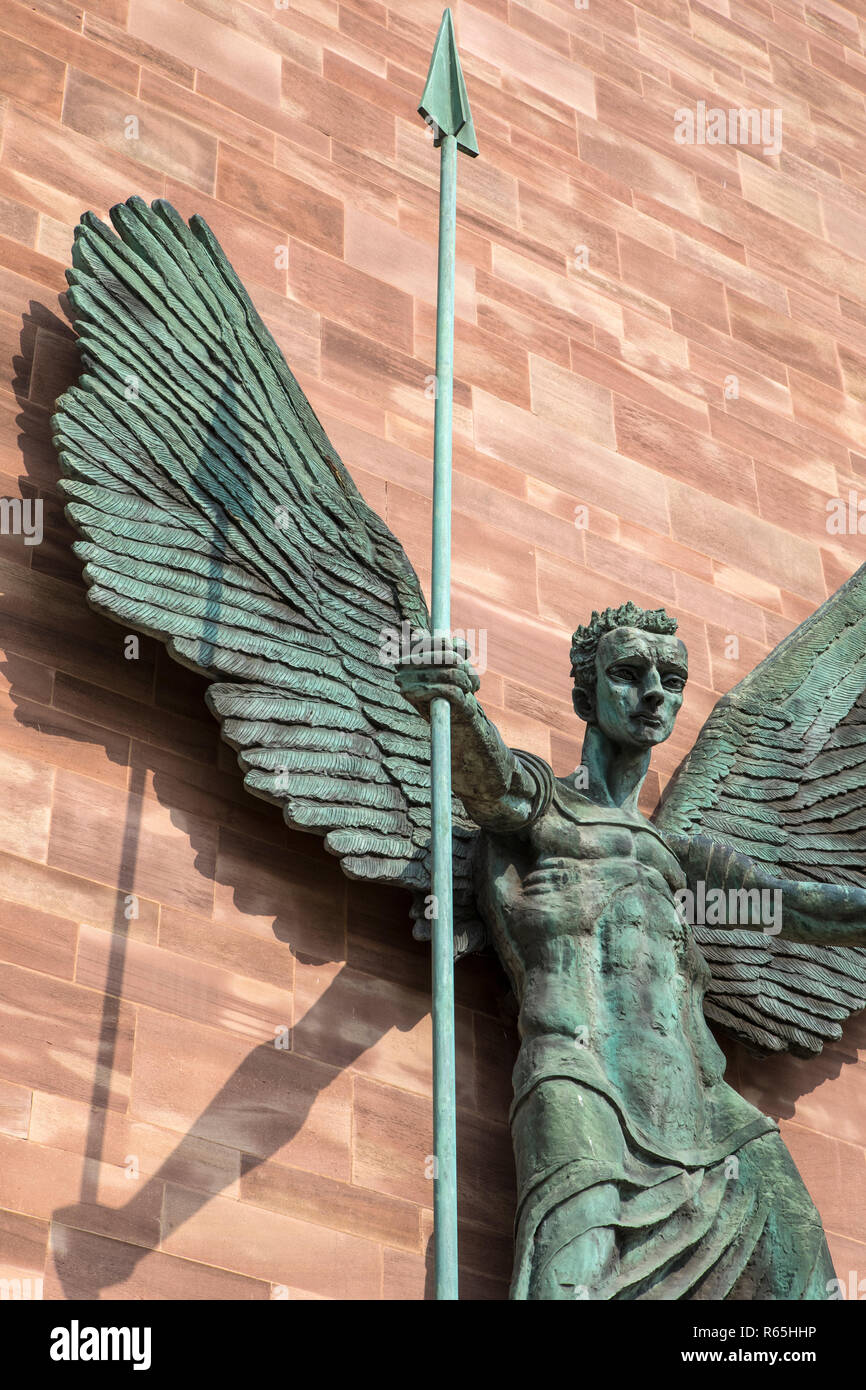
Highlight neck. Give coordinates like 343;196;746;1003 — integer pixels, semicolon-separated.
580;723;650;811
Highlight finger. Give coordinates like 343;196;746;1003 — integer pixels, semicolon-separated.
396;649;463;672
398;682;471;705
460;660;481;693
395;667;475;694
394;633;466;670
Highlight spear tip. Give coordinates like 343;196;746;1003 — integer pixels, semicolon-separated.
418;8;479;157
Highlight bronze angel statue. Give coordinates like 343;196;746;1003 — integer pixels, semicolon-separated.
53;198;866;1301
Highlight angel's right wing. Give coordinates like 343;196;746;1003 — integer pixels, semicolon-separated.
52;197;484;954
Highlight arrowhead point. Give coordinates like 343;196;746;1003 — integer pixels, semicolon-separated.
418;8;479;157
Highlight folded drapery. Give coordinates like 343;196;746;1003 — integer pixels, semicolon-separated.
509;1062;834;1301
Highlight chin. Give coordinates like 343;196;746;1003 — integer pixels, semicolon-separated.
628;721;670;748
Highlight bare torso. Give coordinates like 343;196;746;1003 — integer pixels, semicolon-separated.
475;777;730;1151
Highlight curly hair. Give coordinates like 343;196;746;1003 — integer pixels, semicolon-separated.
570;602;679;709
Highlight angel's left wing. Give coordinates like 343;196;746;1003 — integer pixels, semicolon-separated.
51;196;484;955
655;562;866;1055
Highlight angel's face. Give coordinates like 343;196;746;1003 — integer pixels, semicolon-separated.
593;627;688;751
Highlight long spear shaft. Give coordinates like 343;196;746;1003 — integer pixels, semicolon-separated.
419;9;478;1303
430;124;458;1302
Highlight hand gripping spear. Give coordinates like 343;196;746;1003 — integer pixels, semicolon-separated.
418;10;478;1302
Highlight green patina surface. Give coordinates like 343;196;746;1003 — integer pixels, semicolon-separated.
53;199;866;1300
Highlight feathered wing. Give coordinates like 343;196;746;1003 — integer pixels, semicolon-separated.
51;196;483;954
655;562;866;1055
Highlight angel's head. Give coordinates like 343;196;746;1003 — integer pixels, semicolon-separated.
570;603;688;751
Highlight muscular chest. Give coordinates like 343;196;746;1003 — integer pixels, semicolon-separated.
478;797;688;954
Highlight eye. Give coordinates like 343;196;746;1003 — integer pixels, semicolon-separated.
662;675;685;692
610;665;638;682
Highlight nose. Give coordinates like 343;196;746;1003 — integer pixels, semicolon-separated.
641;672;664;709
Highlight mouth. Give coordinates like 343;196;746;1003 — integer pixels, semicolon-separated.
633;713;663;729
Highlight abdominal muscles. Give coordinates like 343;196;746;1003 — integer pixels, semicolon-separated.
515;878;709;1142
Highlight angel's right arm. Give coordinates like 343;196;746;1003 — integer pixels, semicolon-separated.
395;643;544;832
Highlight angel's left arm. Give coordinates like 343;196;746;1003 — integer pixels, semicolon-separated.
667;832;866;946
